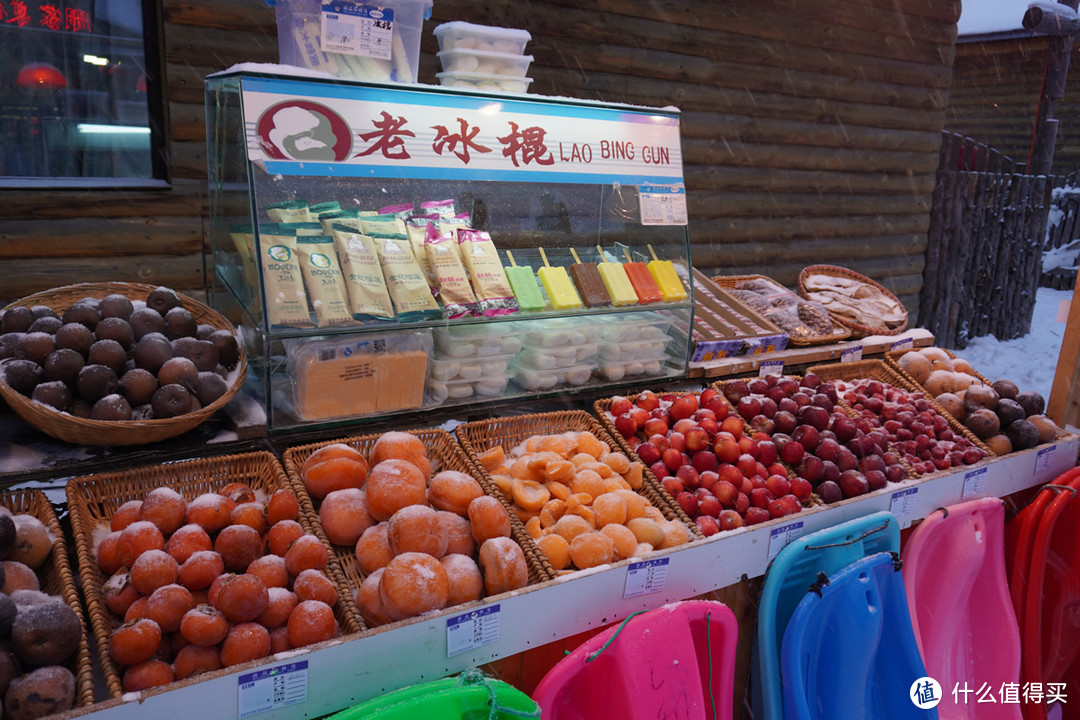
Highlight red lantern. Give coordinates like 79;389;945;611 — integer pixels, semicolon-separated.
16;63;67;89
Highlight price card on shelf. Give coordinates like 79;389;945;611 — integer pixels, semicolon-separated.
768;521;805;560
962;467;988;498
890;337;915;352
840;345;864;363
624;558;669;598
237;661;308;718
446;605;500;657
759;359;784;378
890;488;919;522
639;184;688;226
1036;445;1058;475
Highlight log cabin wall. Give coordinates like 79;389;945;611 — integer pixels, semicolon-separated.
0;0;961;316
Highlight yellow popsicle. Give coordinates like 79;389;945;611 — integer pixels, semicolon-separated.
647;244;688;302
537;247;582;310
595;245;639;307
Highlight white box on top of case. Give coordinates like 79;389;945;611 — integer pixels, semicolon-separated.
437;48;533;76
433;21;531;54
436;71;533;93
428;353;516;382
595;312;674;343
432;324;524;358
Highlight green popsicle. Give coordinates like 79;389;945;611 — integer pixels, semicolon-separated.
504;251;546;312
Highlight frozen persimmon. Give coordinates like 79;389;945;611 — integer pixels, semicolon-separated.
207;573;231;608
592;493;627;528
319;488;373;546
524;516;542;539
626;518;664;548
173;644;222;680
103;570;139;616
144;584;194;634
214;524;263;572
467;496;511;545
230;502;268;535
537;434;575;458
546;481;571;502
476;446;505;473
130;550;179;595
537;534;571;571
624;462;645;490
140;487;187;536
570;470;606;500
600;452;631;475
354;523;394;575
179;604;229;647
293;569;336;607
364;460;427;522
539;499;566;529
287;599;336;648
2;560;38;594
427;471;484;516
553;514;592;543
111;500;143;532
109;617;162;666
303;457;369;501
370;432;430;479
569;532;614;569
439;511;475;557
214;573;268;623
269;626;292;654
123;659;174;692
575;432;607;458
354;568;392;627
267;520;304;557
186;493;234;534
257;587;298;629
246;555;288;589
614;490;648;520
478;537;528;595
569;452;595;468
124;596;149;622
567;504;595;529
301;443;366;475
658;520;690;550
266;488;300;525
578;461;613;479
379;553;448;620
387;505;447;557
219;482;256;505
179;550;224;591
97;532;123;575
510;457;542;483
117;520;165;568
601;523;638;560
511;480;550;513
440;554;483;607
220;622;270;667
165;524;212;564
284;534;328;577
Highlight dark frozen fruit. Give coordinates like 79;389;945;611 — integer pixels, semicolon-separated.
42;349;84;385
1006;419;1040;451
209;330;240;368
10;601;81;666
53;323;94;357
146;286;181;315
3;360;43;397
30;382;72;412
118;368;158;406
157;357;198;390
26;316;61;335
1015;391;1046;418
196;324;216;340
15;332;54;366
76;364;119;403
99;293;134;320
991;378;1019;400
995;398;1026;429
61;302;100;331
4;664;76;720
69;400;92;419
0;646;17;698
91;393;133;421
0;516;15;562
132;333;172;374
29;306;58;321
0;307;34;334
129;307;166;340
164;307;197;340
88;339;127;376
152;384;194;418
194;372;228;406
0;334;22;360
94;317;134;349
172;337;219;372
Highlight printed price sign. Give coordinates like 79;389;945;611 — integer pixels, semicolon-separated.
890;488;919;521
624;558;669;598
962;467;988;498
840;345;864;363
238;661;308;718
768;521;805;560
321;2;394;59
759;359;784;378
639;184;688;226
446;605;500;658
1036;445;1058;475
890;337;915;352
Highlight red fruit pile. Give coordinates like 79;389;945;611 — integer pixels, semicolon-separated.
723;374;911;504
607;389;805;536
837;378;987;474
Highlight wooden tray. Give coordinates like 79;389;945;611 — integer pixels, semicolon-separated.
281;427;554;626
797;265;909;338
0;489;96;709
67;451;360;700
712;273;852;346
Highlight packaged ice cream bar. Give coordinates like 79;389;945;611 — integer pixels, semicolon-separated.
256;225;315;328
378;202;416;220
457;229;518;317
360;215;409;241
319;208;361;235
266;200;312;223
228;224;261;295
425;223;478;319
296;236;353;327
369;231;441;320
330;224;396;321
405;214;440;287
308;201;341;216
279;222;324;237
420;199;456;219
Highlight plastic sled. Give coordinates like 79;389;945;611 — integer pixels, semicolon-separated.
756;511;901;720
531;600;738;720
781;552;936;720
902;498;1021;720
325;671;540;719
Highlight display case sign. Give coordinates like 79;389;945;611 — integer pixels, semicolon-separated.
238;76;685;200
624;557;669;598
237;661;308;717
446;604;500;657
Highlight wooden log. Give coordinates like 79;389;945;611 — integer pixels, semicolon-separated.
689;234;927;267
680;112;942;152
690;214;931;244
687;138;941;174
685;166;937;196
163;0;276;32
717;0;959;44
169;101;207;143
2;255;206;301
171;141;208;180
0;217;204;258
689;191;932;218
0;182;205;220
165;24;278;68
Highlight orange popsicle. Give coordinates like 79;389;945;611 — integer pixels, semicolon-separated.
621;249;662;304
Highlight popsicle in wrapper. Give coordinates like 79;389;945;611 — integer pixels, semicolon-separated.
595;245;638;307
537;248;582;310
504;251;546;312
647;244;688;302
621;249;662;305
567;248;611;307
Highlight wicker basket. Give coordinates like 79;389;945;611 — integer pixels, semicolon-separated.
711;273;852;346
455;410;703;543
67;451;360;700
282;427;554;626
0;282;247;446
885;346;994;390
796;265;909;338
0;490;96;708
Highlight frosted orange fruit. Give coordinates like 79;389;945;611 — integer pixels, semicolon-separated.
266;488;300;525
97;532;123;575
438;511;475;557
569;470;606;500
246;554;288;589
626;518;664;548
569;531;614;569
303;456;369;501
387;505;448;558
130;549;179;595
173;644;222;680
287;599;337;648
256;587;298;629
354;568;392;627
601;523;638;560
319;488;374;546
478;537;528;595
476;446;505;472
267;520;304;557
185;494;234;534
302;443;367;475
364;460;427;522
427;471;484;516
164;524;212;564
178;551;224;591
354;523;394;575
592;493;627;528
284;534;328;576
117;520;164;568
293;569;337;607
220;622;270;667
553;515;592;543
658;520;690;549
370;432;430;479
140;487;187;536
467;496;511;544
574;432;606;459
600;452;631;475
111;500;143;532
214;524;263;572
511;480;550;512
230;502;268;535
379;552;449;620
536;534;571;571
440;554;483;606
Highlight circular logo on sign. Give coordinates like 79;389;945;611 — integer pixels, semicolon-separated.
256;100;353;162
311;253;332;269
268;245;292;262
370;9;384;18
910;677;942;709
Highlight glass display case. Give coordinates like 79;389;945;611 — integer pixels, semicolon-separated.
205;68;694;430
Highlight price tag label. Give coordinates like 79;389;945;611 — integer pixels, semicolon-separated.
321;2;394;59
890;488;919;520
759;359;784;378
446;604;500;658
768;521;805;560
890;337;915;352
624;558;670;598
639;184;688;226
238;661;308;718
1036;445;1058;475
840;345;864;363
962;467;988;498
